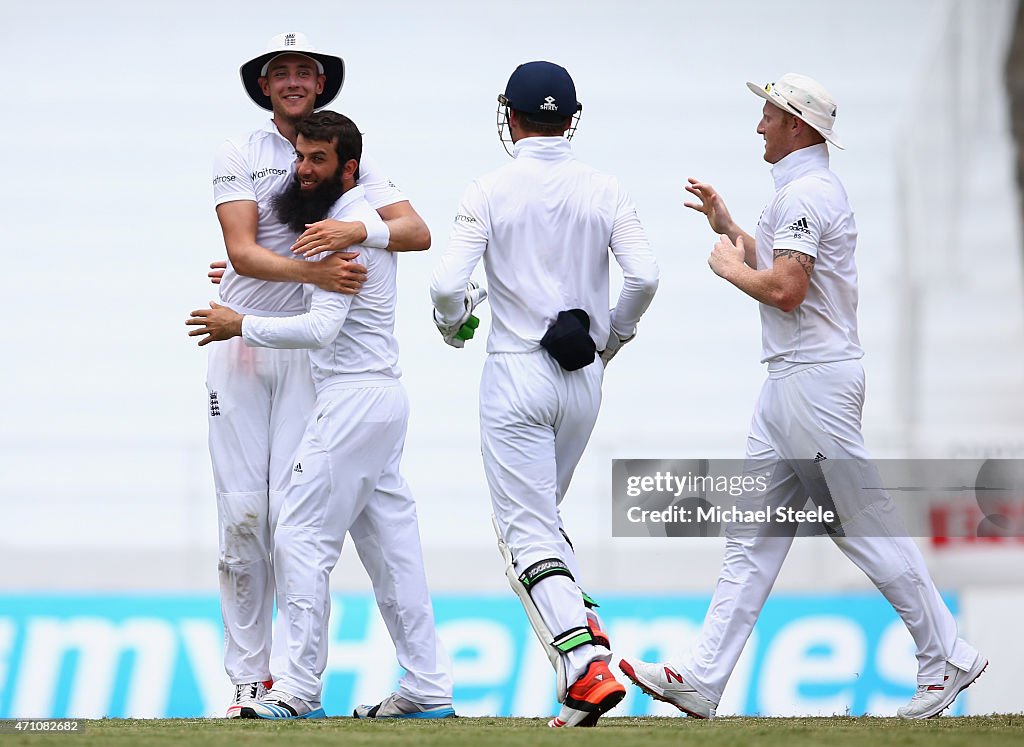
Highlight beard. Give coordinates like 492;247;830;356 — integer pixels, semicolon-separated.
272;168;345;234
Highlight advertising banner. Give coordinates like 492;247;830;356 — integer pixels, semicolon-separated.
0;593;956;718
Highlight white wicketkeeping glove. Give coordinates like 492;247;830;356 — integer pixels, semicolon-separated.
433;282;488;348
599;326;637;365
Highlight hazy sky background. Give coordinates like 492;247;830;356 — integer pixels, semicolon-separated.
1;0;1019;586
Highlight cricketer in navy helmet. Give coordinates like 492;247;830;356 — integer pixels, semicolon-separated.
204;32;451;719
430;61;659;728
618;73;986;720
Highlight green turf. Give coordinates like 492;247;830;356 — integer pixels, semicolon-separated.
4;716;1022;747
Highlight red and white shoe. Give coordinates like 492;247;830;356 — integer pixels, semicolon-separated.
225;680;269;718
548;660;626;728
618;658;716;719
897;654;988;719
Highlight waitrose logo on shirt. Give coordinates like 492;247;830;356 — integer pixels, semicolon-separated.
251;167;288;181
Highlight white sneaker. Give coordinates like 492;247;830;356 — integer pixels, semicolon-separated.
618;658;716;719
353;692;456;719
225;681;267;719
897;654;988;719
241;688;326;720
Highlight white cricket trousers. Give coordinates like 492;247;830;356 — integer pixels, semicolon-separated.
207;336;313;684
207;338;453;698
678;359;978;704
481;352;610;687
272;376;452;704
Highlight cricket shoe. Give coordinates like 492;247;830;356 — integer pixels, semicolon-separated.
618;658;716;719
897;653;988;719
548;660;626;728
353;692;456;719
225;681;269;718
240;688;326;720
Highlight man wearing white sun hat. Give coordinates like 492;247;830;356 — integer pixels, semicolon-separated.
618;73;986;720
206;31;451;720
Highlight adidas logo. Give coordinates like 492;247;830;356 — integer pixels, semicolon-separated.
293;462;303;474
787;216;812;238
813;452;827;463
209;391;221;417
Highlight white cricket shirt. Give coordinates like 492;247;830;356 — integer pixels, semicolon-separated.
754;143;863;370
212;119;405;314
431;137;658;353
240;186;401;390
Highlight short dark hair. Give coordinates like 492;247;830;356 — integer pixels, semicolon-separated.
512;109;571;136
297;110;362;167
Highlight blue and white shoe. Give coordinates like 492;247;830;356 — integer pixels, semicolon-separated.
353;692;455;719
240;689;326;720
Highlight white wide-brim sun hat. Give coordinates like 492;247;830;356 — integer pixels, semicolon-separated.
240;31;345;112
746;73;844;149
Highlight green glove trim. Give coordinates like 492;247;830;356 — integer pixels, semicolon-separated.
455;314;480;341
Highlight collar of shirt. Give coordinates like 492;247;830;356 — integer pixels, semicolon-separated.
262;118;293;145
330;185;366;216
512;136;575;161
770;142;829;190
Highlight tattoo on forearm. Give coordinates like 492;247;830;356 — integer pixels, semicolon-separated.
774;249;815;278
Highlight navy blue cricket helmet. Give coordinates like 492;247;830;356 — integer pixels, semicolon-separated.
501;61;582;122
496;61;583;156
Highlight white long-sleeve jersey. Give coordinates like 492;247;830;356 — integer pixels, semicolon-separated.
240;186;401;390
430;137;659;353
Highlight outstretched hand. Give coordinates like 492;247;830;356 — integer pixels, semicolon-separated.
684;178;737;237
186;301;243;346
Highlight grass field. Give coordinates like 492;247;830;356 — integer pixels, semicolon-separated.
5;716;1022;747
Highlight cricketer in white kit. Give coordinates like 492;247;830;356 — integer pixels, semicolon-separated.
430;61;659;728
194;111;453;720
205;32;448;718
619;73;986;721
